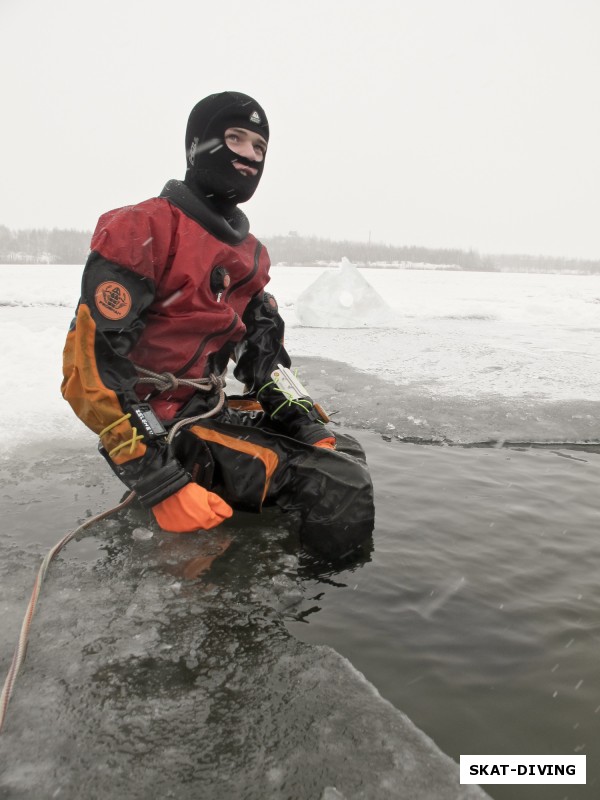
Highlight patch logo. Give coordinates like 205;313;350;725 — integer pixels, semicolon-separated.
95;281;132;320
249;110;262;124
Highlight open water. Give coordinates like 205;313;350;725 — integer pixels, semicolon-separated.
1;427;598;798
289;432;600;800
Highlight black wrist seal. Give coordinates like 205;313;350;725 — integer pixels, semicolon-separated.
133;460;190;508
99;439;190;508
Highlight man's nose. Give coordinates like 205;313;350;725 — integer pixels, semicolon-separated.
240;140;260;161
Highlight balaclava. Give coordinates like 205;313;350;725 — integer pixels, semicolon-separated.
184;91;269;206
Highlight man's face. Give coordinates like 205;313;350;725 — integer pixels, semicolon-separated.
224;127;268;177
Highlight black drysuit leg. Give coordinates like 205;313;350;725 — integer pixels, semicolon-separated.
172;415;375;560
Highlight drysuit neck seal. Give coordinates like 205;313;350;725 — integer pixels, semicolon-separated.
159;179;250;245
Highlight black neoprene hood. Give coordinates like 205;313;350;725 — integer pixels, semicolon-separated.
184;92;269;205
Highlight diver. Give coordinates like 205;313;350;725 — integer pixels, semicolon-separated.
61;91;374;560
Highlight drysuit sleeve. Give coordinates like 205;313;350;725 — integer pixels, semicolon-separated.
61;207;190;506
233;292;334;445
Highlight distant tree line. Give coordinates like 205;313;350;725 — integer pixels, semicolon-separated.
0;225;91;265
1;225;599;274
262;234;495;271
487;251;600;274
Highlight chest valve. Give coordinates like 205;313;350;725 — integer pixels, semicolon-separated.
210;266;231;301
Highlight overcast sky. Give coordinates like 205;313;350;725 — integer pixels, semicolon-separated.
2;0;599;259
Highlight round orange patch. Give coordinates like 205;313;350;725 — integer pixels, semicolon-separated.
94;281;132;321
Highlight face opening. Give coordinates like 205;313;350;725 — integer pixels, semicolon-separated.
224;127;268;168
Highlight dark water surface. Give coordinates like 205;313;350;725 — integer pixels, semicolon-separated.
289;432;600;800
1;430;598;799
0;440;489;800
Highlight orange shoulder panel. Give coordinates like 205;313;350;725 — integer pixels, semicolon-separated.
61;303;147;465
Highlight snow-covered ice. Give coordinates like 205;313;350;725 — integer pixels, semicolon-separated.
1;262;598;450
269;263;600;402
